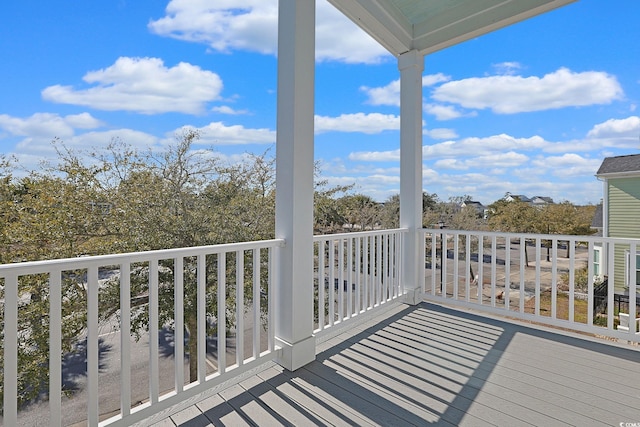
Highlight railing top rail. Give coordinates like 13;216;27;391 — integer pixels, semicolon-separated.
313;228;408;241
0;238;286;276
419;228;640;244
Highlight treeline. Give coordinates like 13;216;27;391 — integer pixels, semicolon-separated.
1;132;597;264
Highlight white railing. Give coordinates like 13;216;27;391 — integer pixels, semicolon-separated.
313;229;405;337
0;239;284;427
421;229;640;342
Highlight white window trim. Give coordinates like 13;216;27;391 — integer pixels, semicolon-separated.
625;250;640;288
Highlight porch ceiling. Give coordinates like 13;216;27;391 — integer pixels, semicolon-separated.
326;0;577;56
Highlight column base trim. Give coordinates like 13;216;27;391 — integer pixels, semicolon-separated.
275;334;316;371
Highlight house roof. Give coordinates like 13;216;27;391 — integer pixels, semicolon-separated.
596;154;640;178
326;0;576;57
591;203;603;229
531;196;554;204
506;194;531;203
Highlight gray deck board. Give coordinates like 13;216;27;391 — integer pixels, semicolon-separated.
156;302;640;426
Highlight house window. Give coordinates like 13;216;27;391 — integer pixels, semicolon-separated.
593;248;601;277
625;251;640;287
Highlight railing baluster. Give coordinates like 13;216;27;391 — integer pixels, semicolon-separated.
478;236;484;304
587;241;595;326
535;238;541;316
338;238;344;321
121;262;132;414
236;250;244;366
347;237;353;318
441;230;447;298
551;238;557;319
465;233;471;302
173;258;184;393
504;237;511;310
355;237;361;313
453;233;459;301
376;234;382;306
197;254;206;383
629;242;637;336
50;270;62;427
149;260;159;404
607;244;615;330
218;252;226;374
253;248;260;357
431;232;437;296
328;240;335;325
317;241;325;330
268;247;275;352
490;235;497;306
519;236;525;313
364;235;370;309
568;240;575;323
88;265;99;426
3;273;18;427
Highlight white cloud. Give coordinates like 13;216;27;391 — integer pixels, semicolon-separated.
361;80;400;106
424;103;475;121
424;134;549;158
348;149;399;162
42;57;223;114
0;112;103;139
491;62;522;76
424;128;458;140
532;153;602;177
177;122;276;145
212;105;249;115
315;113;399;134
433;151;528;171
587;116;640;139
361;74;450;106
432;68;623;114
149;0;390;64
433;158;468;171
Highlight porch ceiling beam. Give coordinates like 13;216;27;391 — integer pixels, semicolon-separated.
327;0;576;57
326;0;412;55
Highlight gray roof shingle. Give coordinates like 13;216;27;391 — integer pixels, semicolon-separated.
596;154;640;176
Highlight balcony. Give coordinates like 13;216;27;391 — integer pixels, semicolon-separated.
2;229;640;426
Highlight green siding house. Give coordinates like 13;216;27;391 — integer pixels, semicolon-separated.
596;154;640;293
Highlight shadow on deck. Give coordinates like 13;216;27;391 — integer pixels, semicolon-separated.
155;303;640;426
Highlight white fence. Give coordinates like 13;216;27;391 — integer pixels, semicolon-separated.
313;229;405;337
0;239;284;426
421;229;640;342
5;227;639;425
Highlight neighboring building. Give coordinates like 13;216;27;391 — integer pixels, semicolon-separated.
530;196;554;207
503;193;554;207
504;193;531;203
460;200;488;219
595;153;640;292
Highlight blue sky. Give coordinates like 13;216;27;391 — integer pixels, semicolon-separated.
1;0;639;206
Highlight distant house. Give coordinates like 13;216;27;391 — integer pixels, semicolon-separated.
460;200;488;219
595;153;640;292
504;193;531;203
530;196;554;207
503;193;553;207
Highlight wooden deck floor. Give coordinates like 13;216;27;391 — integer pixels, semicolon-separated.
153;302;640;426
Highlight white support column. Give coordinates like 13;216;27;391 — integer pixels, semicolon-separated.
274;0;316;371
399;50;424;305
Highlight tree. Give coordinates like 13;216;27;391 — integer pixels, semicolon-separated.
488;199;539;266
338;194;380;231
539;201;597;258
